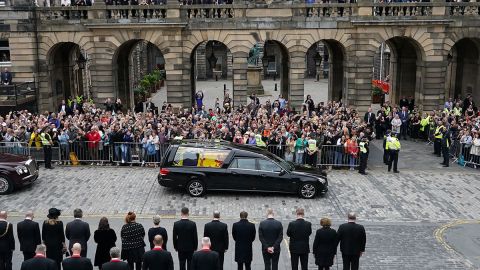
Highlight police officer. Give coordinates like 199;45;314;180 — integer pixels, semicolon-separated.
433;120;443;157
39;127;54;169
440;123;451;167
358;137;369;175
386;133;401;173
383;130;391;165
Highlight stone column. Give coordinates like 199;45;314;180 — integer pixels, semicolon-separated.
164;50;191;109
288;47;305;110
422;56;447;111
232;51;248;107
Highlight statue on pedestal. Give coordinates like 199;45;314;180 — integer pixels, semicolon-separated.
248;43;261;67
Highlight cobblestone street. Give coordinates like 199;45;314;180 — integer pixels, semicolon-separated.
1;159;479;269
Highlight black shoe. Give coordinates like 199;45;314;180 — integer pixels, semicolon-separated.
388;170;391;172
440;162;445;165
443;165;449;167
46;167;54;169
394;171;400;173
359;172;368;175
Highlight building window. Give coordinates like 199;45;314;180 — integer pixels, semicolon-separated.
0;40;11;66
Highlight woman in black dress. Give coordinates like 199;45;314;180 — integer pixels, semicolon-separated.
94;217;117;269
313;218;339;270
121;212;145;270
42;208;66;270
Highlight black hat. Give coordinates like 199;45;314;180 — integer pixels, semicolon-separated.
47;208;61;219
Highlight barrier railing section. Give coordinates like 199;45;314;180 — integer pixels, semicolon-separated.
370;2;433;17
266;144;359;168
303;3;355;18
451;139;480;169
0;142;62;162
183;4;234;18
111;142;169;165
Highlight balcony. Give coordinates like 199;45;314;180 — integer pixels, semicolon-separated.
22;1;479;26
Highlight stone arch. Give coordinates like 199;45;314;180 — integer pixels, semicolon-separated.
446;37;480;105
382;36;426;106
46;42;86;110
189;40;234;108
113;39;165;110
303;39;346;103
260;39;290;100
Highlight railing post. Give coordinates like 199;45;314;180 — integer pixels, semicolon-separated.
357;0;373;16
166;0;180;19
431;0;446;16
90;1;106;19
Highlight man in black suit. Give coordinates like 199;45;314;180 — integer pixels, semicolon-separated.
142;235;174;270
232;211;256;270
20;244;57;270
0;68;12;85
145;98;157;115
363;107;375;128
173;207;198;270
203;211;228;270
17;211;41;261
62;243;93;270
259;208;283;270
191;237;220;270
337;212;366;270
0;211;14;270
102;247;129;270
286;208;312;270
65;209;91;257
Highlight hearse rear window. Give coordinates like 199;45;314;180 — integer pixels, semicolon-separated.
173;146;230;168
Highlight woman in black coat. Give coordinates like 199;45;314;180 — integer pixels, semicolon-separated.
94;217;117;269
313;218;339;270
121;212;145;270
42;208;66;270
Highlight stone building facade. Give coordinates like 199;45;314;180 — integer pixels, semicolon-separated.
1;0;480;112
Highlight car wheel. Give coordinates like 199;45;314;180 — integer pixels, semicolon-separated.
298;182;317;199
186;179;205;197
0;176;13;195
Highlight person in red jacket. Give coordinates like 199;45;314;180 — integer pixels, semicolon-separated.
86;126;101;164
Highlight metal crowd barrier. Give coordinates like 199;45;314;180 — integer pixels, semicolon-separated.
266;144;360;168
453;141;480;169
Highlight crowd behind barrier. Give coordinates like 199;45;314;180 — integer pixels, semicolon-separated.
1;91;479;170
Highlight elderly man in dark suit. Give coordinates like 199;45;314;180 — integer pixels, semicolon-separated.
398;106;409;140
337;212;366;270
20;244;57;270
232;211;256;270
173;207;198;270
363;107;375;128
286;208;312;270
191;237;220;270
142;235;174;270
203;211;228;270
17;211;41;261
102;247;129;270
259;208;283;270
0;211;14;270
62;243;93;270
65;209;91;257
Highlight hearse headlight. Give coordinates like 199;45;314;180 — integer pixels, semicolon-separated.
15;165;28;175
317;177;326;185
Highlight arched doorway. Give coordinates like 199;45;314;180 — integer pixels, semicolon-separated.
190;40;233;109
261;40;290;101
48;42;87;109
114;40;165;110
446;38;480;105
383;37;424;106
304;40;345;104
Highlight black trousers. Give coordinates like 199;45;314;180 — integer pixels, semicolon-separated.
442;146;449;166
388;150;399;172
434;139;441;155
237;261;251;270
262;252;280;270
318;266;330;270
291;253;308;270
400;123;408;139
22;251;35;261
383;149;389;164
342;254;360;270
217;251;225;270
127;260;141;270
178;251;194;270
0;251;13;270
359;153;368;173
43;145;52;168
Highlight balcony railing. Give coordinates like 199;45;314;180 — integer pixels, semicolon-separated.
29;1;480;23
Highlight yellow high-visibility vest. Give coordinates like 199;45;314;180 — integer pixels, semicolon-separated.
434;126;444;139
386;137;401;150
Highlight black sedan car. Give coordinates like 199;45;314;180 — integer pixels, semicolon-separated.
158;141;328;198
0;153;39;195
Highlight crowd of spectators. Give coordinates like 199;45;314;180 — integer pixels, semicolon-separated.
0;92;478;168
